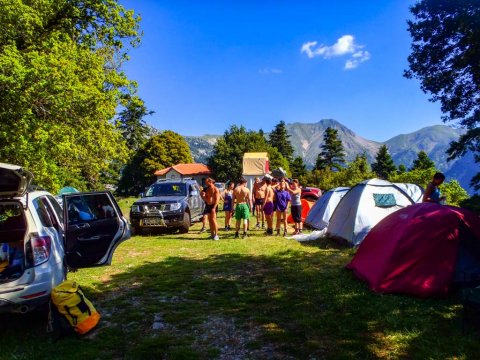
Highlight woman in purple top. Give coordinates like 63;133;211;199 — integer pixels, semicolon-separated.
274;179;291;237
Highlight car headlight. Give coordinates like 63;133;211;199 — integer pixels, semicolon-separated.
169;203;181;211
131;205;141;213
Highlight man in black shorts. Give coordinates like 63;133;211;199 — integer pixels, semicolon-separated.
253;177;266;229
201;178;221;240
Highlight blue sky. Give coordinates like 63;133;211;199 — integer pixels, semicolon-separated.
120;0;443;142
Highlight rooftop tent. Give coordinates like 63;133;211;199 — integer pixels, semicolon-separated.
327;179;417;246
305;187;350;230
347;203;480;297
242;152;269;190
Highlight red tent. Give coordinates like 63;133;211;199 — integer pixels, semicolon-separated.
287;199;311;223
347;203;480;297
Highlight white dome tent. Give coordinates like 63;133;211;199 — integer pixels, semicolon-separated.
305;187;350;230
327;179;422;246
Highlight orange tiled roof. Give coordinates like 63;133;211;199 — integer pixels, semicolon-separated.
154;163;212;176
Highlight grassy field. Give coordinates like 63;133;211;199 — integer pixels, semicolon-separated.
1;199;479;359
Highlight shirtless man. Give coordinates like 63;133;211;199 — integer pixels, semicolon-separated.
253;177;266;229
233;178;252;238
201;178;221;240
263;177;275;235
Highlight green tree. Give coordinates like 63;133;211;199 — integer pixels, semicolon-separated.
390;168;437;189
405;0;480;189
268;146;291;175
460;195;480;214
339;154;375;187
268;120;294;163
290;157;307;179
118;131;192;195
371;145;396;179
304;169;339;191
410;151;436;171
315;127;345;171
117;96;154;152
0;0;141;192
398;164;407;174
441;180;469;207
208;125;289;182
305;154;374;190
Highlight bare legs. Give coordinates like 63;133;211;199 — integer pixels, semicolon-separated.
275;211;288;235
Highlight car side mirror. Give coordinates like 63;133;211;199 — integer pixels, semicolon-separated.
139;192;144;198
190;190;199;197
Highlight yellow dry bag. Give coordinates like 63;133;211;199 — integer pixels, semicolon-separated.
50;280;100;335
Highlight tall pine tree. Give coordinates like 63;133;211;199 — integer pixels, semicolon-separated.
371;145;396;179
268;120;294;163
410;150;436;171
116;96;154;152
290;156;307;178
315;127;345;171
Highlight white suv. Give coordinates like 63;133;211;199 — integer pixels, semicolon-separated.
0;163;130;313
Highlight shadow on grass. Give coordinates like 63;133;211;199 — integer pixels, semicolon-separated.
1;249;479;359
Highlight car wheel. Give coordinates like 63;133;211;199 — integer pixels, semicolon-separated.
179;212;190;233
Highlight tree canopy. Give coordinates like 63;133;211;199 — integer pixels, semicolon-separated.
0;0;141;192
208;125;289;182
117;95;154;152
410;150;436;171
268;120;294;163
315;127;345;171
290;156;308;179
371;145;397;179
306;153;374;190
405;0;480;190
117;131;193;195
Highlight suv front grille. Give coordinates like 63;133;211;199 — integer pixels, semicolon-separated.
143;204;174;213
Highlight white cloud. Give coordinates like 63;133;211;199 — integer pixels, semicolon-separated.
301;35;371;69
259;67;283;75
344;50;371;70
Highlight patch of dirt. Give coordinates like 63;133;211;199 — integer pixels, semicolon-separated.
191;316;295;360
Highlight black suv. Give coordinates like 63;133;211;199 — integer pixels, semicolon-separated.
130;179;204;234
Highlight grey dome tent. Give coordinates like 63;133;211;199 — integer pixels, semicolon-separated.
327;179;420;246
305;187;349;230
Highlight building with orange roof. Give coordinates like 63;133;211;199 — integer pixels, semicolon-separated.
154;163;212;186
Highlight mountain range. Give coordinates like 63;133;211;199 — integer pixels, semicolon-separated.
184;119;476;193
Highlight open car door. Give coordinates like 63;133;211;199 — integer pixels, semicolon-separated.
63;192;130;268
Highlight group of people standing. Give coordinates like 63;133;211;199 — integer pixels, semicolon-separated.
199;176;304;240
252;176;303;236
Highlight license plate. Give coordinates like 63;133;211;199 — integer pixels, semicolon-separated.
141;218;166;227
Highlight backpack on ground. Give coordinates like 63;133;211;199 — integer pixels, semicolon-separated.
49;280;101;336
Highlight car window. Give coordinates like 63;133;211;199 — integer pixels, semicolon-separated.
146;183;187;197
0;202;25;231
32;197;53;228
67;195;97;224
41;197;62;231
66;193;115;225
46;195;64;223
